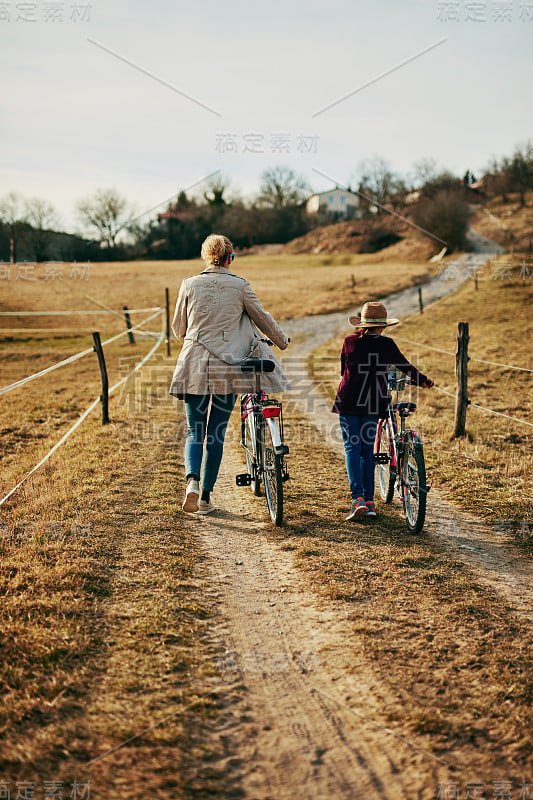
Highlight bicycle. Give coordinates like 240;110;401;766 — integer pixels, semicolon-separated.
374;371;430;534
235;352;290;526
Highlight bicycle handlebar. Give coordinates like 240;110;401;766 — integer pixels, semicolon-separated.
260;337;290;347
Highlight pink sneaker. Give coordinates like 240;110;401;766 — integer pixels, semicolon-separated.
365;501;377;518
346;497;368;521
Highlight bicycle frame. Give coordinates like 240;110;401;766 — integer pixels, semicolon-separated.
237;363;289;525
240;384;286;483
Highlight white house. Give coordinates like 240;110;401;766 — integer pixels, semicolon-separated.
306;188;361;220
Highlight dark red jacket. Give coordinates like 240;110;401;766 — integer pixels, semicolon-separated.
331;333;430;418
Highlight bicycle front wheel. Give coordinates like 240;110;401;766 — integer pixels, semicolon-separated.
260;418;283;526
375;420;395;503
244;411;261;496
402;434;427;534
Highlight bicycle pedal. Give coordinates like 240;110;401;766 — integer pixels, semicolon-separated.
374;453;390;464
236;473;252;487
275;444;290;455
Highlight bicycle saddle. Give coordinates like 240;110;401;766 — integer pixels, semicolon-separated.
393;402;417;415
240;358;275;373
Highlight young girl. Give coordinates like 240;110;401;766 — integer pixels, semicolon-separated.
331;301;434;521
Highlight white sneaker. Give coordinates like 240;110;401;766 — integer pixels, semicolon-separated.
197;499;215;515
182;480;199;513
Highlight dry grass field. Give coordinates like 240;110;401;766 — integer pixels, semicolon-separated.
1;251;532;795
0;252;434;329
0;253;435;782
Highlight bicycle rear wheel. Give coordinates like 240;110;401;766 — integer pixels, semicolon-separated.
244;411;261;496
375;420;395;503
402;434;427;534
260;418;283;526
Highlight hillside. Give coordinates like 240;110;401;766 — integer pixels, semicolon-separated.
470;192;533;252
285;194;532;259
283;216;437;261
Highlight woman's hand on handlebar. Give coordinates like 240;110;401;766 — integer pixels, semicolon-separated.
262;337;290;347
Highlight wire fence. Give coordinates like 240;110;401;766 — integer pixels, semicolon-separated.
0;307;161;316
0;305;167;506
394;335;533;373
395;334;532;429
0;309;163;397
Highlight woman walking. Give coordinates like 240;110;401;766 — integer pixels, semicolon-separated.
332;301;434;521
170;234;290;515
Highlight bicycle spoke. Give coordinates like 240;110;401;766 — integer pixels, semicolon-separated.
402;436;427;534
261;418;284;526
243;401;261;496
375;420;395;503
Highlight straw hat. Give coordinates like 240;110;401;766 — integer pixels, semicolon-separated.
349;301;399;328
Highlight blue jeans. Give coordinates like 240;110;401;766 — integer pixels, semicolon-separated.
339;414;378;501
183;394;236;492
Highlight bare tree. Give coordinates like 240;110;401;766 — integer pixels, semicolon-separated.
419;170;462;200
356;157;403;214
77;188;133;249
257;166;309;208
507;141;533;207
412;190;470;252
412;157;439;188
0;191;27;262
204;175;229;207
25;197;59;261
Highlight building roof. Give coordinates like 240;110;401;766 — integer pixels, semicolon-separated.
308;187;359;199
157;211;193;221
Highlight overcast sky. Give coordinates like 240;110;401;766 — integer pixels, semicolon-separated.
1;0;532;233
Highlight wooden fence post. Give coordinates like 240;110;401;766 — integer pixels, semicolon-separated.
92;332;109;425
418;287;423;314
123;305;135;344
165;288;171;356
453;322;469;438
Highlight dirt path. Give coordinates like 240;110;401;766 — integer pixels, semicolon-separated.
185;446;448;799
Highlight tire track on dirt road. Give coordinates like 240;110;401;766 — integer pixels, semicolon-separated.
185;448;447;800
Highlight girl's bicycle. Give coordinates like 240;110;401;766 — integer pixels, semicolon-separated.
374;371;430;533
235;356;290;526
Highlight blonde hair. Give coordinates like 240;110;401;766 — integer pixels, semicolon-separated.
201;234;233;267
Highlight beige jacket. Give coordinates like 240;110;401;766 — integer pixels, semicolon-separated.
169;266;291;397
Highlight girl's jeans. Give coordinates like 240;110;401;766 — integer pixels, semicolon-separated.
183;394;236;492
339;414;379;501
